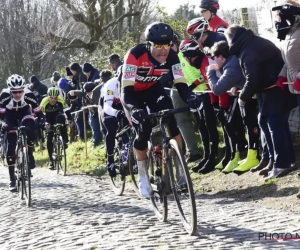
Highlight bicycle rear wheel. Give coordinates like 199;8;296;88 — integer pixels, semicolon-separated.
56;136;67;176
148;144;168;222
22;144;31;207
168;139;197;235
109;140;126;196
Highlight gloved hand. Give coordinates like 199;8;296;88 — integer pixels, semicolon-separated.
294;78;300;91
187;94;203;110
116;110;125;123
38;118;45;129
131;109;145;125
272;4;300;16
276;76;287;90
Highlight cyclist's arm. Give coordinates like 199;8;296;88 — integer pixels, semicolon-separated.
57;96;72;121
103;78;119;117
0;90;9;121
24;91;44;120
120;50;140;113
169;51;193;102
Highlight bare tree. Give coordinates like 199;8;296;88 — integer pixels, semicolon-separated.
36;0;145;54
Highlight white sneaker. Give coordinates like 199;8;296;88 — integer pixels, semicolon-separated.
138;159;153;197
264;167;286;181
174;156;187;189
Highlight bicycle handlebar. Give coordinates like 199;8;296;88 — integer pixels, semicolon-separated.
145;107;190;119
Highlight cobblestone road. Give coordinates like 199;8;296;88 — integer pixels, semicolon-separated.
0;166;300;249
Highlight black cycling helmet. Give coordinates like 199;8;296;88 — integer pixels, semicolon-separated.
172;31;181;47
144;22;174;44
200;0;220;14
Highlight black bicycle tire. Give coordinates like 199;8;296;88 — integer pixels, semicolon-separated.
16;146;23;200
149;145;168;222
168;139;197;235
22;134;31;207
109;139;126;196
57;136;67;176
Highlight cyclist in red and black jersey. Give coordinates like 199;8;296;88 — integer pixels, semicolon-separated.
120;22;200;198
199;0;228;33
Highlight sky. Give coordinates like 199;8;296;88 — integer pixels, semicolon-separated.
158;0;258;14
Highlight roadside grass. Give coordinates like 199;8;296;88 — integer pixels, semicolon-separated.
34;140;107;176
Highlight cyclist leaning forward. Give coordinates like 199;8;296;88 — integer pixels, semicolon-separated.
40;87;73;170
0;74;45;191
120;22;201;197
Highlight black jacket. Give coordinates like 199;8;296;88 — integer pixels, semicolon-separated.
72;68;88;90
33;81;48;98
229;29;297;115
203;31;227;48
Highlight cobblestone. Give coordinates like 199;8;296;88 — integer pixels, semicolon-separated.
0;166;300;249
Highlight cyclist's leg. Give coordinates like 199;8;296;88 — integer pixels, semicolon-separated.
46;130;55;169
222;97;244;173
56;114;68;146
146;84;187;188
102;113;118;176
21;114;37;169
6;125;17;191
123;95;152;197
198;93;219;174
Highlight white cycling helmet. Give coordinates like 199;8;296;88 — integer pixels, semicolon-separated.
7;74;26;90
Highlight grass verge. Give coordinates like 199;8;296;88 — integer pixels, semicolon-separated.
34;140;107;176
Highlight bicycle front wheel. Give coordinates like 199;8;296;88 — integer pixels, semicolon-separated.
168;139;197;235
148;144;168;222
22;145;31;207
56;136;67;176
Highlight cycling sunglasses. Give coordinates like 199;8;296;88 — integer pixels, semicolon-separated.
50;96;58;100
201;9;208;13
11;90;24;94
149;41;171;49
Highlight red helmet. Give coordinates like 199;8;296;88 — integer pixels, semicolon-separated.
186;17;208;36
179;39;200;57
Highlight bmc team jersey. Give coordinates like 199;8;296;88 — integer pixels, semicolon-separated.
40;96;72;123
121;44;187;91
0;88;42;120
101;77;123;117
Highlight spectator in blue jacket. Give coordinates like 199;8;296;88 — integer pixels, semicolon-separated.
82;63;100;82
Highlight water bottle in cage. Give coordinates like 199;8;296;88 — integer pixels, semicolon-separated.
153;145;162;167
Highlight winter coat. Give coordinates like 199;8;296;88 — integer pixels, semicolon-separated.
279;16;300;94
229;28;297;115
207;55;245;96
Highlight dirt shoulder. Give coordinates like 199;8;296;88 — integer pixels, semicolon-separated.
190;133;300;214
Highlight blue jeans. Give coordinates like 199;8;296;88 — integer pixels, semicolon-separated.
258;112;294;169
75;112;85;140
88;111;102;147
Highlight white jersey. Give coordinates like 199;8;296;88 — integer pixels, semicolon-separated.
101;77;122;117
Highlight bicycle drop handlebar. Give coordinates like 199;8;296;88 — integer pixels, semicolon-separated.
145;107;190;120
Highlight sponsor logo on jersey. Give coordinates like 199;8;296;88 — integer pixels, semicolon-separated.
123;65;137;79
172;63;184;77
107;90;114;95
136;75;164;82
156;95;164;103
